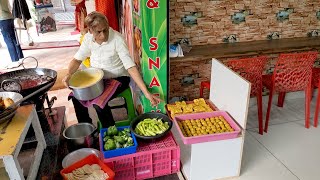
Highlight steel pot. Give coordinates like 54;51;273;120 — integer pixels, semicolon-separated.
69;68;104;101
63;123;99;151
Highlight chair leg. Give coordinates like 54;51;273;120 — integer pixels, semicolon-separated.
305;87;311;128
277;92;286;107
256;92;263;135
314;85;320;127
200;86;204;98
264;88;274;133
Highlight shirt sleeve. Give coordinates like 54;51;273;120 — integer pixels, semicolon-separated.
74;33;91;61
115;35;136;70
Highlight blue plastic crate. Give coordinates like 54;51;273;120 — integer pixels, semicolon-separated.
100;126;138;158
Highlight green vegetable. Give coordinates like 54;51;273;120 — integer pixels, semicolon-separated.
103;127;135;151
104;139;116;150
103;136;111;142
134;118;170;136
117;129;131;137
115;141;122;149
127;137;133;144
117;131;124;136
125;132;131;137
123;143;133;148
123;128;130;133
114;136;126;144
107;125;118;136
123;135;129;141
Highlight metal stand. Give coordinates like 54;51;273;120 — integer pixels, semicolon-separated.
45;92;57;116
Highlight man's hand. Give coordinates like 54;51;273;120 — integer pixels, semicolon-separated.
127;67;163;107
63;59;82;88
62;74;71;88
145;92;162;107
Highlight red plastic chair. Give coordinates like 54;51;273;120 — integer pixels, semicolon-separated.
312;67;320;127
225;56;268;135
263;51;318;132
200;81;210;98
310;68;320;100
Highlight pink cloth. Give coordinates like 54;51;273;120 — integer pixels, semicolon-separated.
69;79;121;108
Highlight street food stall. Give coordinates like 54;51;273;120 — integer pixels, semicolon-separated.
0;1;252;180
0;58;251;180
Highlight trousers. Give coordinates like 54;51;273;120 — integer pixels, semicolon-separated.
0;19;24;62
71;76;130;128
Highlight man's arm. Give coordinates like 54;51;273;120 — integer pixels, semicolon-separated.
62;33;91;87
127;66;161;107
67;59;82;75
127;67;148;96
116;34;161;106
62;59;82;87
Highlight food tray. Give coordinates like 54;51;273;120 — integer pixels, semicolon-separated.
60;154;115;180
100;126;138;159
165;99;217;120
103;132;180;180
173;111;241;144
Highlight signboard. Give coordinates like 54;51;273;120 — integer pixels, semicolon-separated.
139;0;168;113
120;0;168;113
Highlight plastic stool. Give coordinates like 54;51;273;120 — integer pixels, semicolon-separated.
98;88;136;129
200;81;211;98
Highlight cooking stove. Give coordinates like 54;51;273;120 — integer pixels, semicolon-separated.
22;93;58;144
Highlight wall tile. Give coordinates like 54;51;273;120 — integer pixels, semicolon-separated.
170;0;320;45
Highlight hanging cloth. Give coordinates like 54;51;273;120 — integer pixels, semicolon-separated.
12;0;31;21
95;0;119;31
75;0;87;32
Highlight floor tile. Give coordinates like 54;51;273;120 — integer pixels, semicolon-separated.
0;25;78;69
246;95;304;131
249;122;320;180
293;119;318;129
229;132;298;180
286;97;318;122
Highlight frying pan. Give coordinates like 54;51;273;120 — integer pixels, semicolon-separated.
0;57;57;103
0;81;55;124
0;68;57;97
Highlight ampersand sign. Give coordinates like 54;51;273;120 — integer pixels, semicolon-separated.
146;0;159;9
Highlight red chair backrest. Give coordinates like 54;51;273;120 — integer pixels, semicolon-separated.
225;56;268;96
273;51;318;92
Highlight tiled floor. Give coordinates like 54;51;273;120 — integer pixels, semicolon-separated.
2;26;320;180
0;26;79;69
229;94;320;180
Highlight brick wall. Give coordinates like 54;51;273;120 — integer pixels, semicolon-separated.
169;53;320;100
170;59;213;100
170;0;320;45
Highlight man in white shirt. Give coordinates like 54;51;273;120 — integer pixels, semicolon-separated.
63;11;160;127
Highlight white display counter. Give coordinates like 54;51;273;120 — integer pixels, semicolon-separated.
172;59;251;180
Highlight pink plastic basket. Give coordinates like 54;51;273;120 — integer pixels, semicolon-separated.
103;133;180;180
173;111;241;144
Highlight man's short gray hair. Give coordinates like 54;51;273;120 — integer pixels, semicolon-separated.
85;11;109;30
